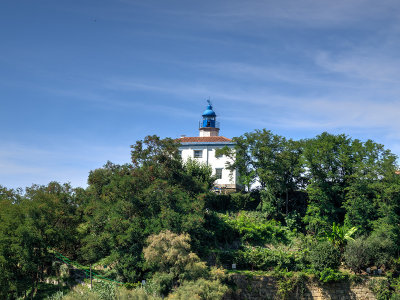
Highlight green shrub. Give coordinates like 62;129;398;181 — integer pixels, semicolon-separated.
225;211;288;246
236;246;297;271
367;230;396;269
148;272;174;297
117;287;161;299
205;192;259;211
274;271;308;300
92;281;116;300
62;283;161;300
167;278;228;300
318;268;345;283
205;212;236;246
344;237;371;273
61;282;118;300
274;250;298;271
211;249;236;267
369;279;391;300
391;277;400;295
237;246;270;270
344;232;397;272
229;192;255;210
284;212;302;233
309;241;341;272
45;290;64;300
205;193;230;211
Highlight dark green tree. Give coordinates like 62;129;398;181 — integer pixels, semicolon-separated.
302;133;354;233
219;130;304;217
0;183;81;299
81;136;214;282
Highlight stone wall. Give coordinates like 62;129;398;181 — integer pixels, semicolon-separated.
224;274;376;300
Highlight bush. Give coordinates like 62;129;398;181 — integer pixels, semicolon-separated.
344;232;397;273
204;192;259;211
344;237;371;273
61;283;161;300
367;230;396;269
230;192;258;210
117;287;161;299
204;212;236;247
309;241;341;272
205;194;230;211
144;230;207;281
318;268;345;283
167;278;228;300
236;246;297;271
92;281;116;300
274;271;308;300
211;249;236;267
61;282;116;300
225;211;289;246
46;291;64;300
284;212;303;233
148;272;175;297
237;246;271;270
369;279;392;300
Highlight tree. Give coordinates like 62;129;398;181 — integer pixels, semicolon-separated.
344;139;399;235
0;183;81;299
0;187;26;299
219;130;305;217
81;136;214;282
302;132;353;233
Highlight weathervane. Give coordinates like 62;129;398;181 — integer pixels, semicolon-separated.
207;97;212;106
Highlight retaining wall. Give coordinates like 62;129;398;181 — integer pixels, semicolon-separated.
224;274;376;300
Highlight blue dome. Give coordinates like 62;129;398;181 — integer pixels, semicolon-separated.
202;104;216;117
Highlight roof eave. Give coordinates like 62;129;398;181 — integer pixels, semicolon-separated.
179;141;235;146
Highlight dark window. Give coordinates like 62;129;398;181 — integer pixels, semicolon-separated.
215;168;223;179
194;150;203;158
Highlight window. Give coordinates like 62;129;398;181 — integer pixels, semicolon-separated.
178;150;182;157
193;150;203;158
215;168;223;179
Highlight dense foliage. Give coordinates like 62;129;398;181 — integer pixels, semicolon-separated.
1;130;400;299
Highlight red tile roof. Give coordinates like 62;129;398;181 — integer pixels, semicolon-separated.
177;136;232;143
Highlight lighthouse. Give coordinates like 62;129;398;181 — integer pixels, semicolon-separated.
199;100;220;137
177;101;240;193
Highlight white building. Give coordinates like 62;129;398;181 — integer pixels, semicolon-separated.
178;101;240;193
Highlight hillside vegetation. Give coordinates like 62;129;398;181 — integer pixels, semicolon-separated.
1;131;400;299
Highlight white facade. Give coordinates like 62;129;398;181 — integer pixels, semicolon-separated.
179;141;237;189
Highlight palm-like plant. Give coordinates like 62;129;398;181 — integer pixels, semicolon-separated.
324;223;357;250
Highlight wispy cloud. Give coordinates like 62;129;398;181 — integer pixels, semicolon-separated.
0;142;130;189
153;0;400;29
316;51;400;85
104;74;400;143
2;0;400;189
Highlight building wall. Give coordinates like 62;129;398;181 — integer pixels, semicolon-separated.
179;144;237;187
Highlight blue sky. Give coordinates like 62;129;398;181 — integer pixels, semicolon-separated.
1;0;400;189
